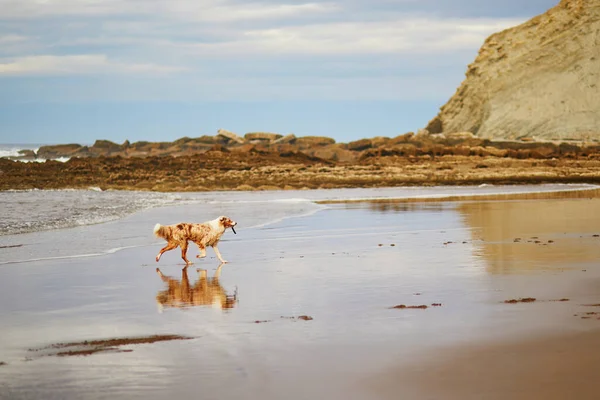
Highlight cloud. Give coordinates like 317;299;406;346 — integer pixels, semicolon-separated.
0;54;186;76
0;34;27;44
0;0;543;102
0;0;337;21
167;17;524;56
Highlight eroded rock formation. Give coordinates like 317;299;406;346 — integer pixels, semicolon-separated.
427;0;600;140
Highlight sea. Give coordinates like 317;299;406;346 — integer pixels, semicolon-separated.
1;182;598;266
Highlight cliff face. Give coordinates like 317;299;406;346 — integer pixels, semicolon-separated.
427;0;600;140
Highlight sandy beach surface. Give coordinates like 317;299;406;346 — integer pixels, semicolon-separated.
1;186;600;399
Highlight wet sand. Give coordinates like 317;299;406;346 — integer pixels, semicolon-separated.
372;329;600;400
2;192;600;399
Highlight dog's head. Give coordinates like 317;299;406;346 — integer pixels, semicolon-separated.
219;216;237;234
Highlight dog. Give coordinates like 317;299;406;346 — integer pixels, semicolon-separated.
154;216;237;265
156;263;238;311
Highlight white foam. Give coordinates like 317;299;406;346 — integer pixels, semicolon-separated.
0;244;146;266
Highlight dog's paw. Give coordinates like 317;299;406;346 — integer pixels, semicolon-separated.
196;254;206;259
155;256;160;262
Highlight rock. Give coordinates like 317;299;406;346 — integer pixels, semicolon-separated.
414;129;431;139
295;136;336;148
435;132;485;147
370;136;391;148
37;144;83;159
389;132;415;145
196;135;219;144
445;132;477;141
229;143;257;153
172;137;193;145
91;140;122;155
273;134;297;144
217;129;245;144
17;149;36;159
244;132;283;142
427;0;600;141
348;138;373;151
306;144;356;162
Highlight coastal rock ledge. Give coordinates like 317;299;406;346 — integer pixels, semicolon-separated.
426;0;600;141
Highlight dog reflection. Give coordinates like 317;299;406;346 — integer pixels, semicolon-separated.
156;263;238;310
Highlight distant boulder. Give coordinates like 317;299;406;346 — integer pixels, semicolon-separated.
217;129;245;144
18;149;36;159
370;136;391;148
296;136;336;148
304;144;356;163
92;140;122;155
37;144;83;159
273;134;297;144
244;132;283;142
348;138;373;151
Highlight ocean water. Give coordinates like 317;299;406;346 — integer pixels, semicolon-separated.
1;184;598;265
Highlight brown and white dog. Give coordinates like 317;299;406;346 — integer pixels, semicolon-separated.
154;216;237;265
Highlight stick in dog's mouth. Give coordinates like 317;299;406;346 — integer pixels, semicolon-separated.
231;226;237;234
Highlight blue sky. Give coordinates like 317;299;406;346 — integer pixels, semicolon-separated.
0;0;558;145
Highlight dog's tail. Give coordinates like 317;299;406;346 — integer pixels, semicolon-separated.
154;223;170;240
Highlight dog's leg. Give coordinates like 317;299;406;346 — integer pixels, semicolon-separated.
212;245;227;264
156;243;177;262
156;268;169;282
196;268;208;279
195;243;207;259
181;241;191;265
214;262;224;279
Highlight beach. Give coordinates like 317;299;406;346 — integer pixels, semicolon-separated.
1;185;600;399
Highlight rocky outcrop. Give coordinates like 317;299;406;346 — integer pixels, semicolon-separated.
244;132;283;142
3;148;600;191
427;0;600;141
295;136;336;148
37;144;84;159
9;129;600;164
348;138;373;151
217;129;245;144
273;134;297;144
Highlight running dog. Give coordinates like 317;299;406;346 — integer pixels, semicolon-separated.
154;216;237;264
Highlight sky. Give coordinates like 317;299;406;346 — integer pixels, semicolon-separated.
0;0;559;145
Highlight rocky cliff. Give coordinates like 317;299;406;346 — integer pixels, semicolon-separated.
426;0;600;141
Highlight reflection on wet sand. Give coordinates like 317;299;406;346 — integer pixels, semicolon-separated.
156;263;238;310
458;198;600;273
362;202;446;213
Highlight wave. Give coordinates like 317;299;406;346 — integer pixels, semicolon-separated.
0;244;149;266
0;189;200;236
0;145;39;159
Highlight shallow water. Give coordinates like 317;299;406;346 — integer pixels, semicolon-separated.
1;187;600;399
1;184;597;263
